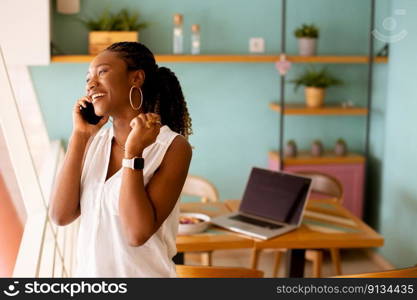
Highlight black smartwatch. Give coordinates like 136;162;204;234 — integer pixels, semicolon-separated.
122;157;144;170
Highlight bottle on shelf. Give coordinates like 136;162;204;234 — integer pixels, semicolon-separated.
173;13;184;54
191;24;201;55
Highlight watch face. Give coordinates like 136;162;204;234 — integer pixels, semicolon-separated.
133;157;144;169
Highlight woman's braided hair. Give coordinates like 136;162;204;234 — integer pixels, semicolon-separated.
106;42;192;138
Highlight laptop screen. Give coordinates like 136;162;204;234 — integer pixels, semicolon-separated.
239;168;312;225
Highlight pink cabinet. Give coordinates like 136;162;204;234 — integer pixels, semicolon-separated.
268;151;365;218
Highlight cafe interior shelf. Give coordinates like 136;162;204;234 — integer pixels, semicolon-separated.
51;55;388;64
269;103;368;115
269;151;365;166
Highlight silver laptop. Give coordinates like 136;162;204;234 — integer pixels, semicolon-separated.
211;167;312;240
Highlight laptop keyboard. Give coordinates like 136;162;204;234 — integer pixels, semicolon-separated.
230;215;283;230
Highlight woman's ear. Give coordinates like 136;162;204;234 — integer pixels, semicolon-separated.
131;70;145;87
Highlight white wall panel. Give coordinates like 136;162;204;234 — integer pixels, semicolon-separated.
0;0;50;65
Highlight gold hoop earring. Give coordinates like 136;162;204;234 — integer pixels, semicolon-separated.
129;86;143;110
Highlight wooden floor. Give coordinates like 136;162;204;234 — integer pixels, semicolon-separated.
184;248;392;278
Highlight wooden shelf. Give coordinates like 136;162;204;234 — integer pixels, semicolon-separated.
269;103;368;115
51;54;388;64
269;151;365;165
289;56;388;64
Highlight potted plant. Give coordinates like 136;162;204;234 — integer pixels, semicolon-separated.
311;140;324;157
294;23;319;56
334;138;348;156
79;9;148;55
290;68;343;108
285;140;298;157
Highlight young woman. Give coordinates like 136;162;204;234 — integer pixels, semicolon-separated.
49;42;193;277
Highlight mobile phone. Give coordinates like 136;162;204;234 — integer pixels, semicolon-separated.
79;101;103;125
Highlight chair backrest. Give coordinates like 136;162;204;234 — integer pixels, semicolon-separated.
294;171;343;203
181;175;219;203
176;265;264;278
333;265;417;278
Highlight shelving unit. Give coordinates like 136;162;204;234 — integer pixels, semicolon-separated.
268;151;365;166
272;0;379;219
269;103;368;115
51;54;388;64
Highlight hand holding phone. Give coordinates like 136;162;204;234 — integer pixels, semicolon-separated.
72;96;107;137
79;101;103;125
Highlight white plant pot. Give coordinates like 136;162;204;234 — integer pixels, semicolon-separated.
298;38;317;56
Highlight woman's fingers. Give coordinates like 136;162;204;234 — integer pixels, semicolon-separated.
149;113;161;123
77;100;86;108
143;114;151;128
138;113;152;128
130;113;161;129
130;117;138;128
77;97;91;108
130;114;145;128
138;114;148;124
145;113;161;127
150;113;160;119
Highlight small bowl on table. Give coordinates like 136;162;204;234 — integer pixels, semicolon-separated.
178;213;211;235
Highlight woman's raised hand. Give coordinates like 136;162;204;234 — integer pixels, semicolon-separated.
125;113;162;157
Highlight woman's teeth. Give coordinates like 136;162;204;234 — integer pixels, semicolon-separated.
92;93;105;103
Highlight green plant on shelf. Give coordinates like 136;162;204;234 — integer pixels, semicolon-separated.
290;67;343;91
294;23;319;38
79;8;148;31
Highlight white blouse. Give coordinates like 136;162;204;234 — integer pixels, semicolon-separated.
74;124;180;277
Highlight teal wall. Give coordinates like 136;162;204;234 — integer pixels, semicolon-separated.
30;0;389;204
378;0;417;267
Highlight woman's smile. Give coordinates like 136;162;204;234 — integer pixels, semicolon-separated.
91;93;106;103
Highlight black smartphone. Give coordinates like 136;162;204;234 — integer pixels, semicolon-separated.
80;101;103;125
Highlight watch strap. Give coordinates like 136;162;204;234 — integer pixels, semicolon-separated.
122;157;144;170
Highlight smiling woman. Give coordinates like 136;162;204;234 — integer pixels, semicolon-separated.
48;42;193;277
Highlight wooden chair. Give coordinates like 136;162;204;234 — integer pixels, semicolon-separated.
180;175;220;266
181;174;220;203
176;265;264;278
254;171;344;277
333;265;417;278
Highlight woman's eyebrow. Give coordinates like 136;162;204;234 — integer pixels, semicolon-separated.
86;63;111;75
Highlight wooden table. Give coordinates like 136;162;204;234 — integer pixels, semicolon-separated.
177;202;254;252
176;199;384;277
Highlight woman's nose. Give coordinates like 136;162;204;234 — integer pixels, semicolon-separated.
86;80;97;93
